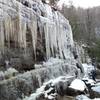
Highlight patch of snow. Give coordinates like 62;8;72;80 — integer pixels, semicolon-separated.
82;63;97;87
34;64;43;69
76;95;100;100
82;44;88;48
43;57;63;66
92;85;100;93
95;83;100;86
82;63;94;73
69;79;86;91
5;68;18;75
47;57;63;63
48;95;55;99
42;75;74;87
82;78;96;86
34;57;64;69
76;95;91;100
45;0;49;4
4;68;18;79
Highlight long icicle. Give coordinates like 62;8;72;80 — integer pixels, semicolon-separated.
30;10;37;60
17;2;27;49
0;21;4;52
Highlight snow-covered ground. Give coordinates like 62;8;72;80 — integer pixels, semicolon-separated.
24;75;74;100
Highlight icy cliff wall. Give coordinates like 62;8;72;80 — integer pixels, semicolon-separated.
0;1;83;100
0;0;74;70
74;42;90;63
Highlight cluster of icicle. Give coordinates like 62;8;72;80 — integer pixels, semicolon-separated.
0;0;74;59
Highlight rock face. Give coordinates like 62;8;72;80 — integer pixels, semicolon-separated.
0;0;83;100
0;0;74;70
74;42;89;63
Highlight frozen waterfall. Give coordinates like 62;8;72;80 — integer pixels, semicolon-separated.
0;0;74;60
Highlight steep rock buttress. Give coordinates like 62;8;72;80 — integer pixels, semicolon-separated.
0;0;84;100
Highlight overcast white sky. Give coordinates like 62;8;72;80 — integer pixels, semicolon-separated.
72;0;100;8
57;0;100;8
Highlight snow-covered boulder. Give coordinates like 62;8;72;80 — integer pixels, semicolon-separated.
69;79;87;91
